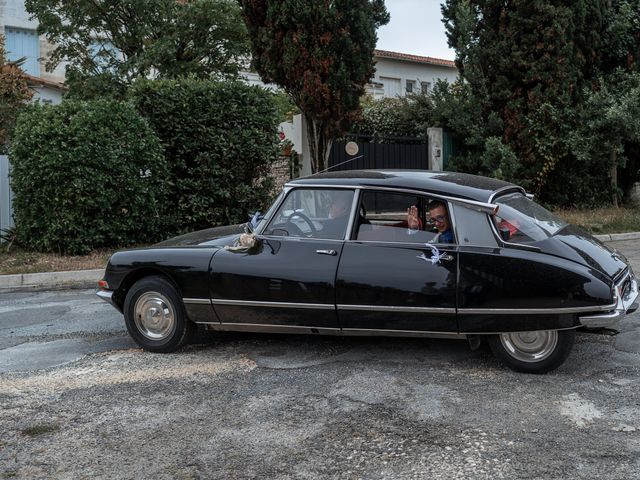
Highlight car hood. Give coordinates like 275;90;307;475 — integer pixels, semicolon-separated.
536;225;629;281
154;224;245;247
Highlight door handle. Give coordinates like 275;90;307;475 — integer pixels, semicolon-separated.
316;249;337;256
440;254;454;262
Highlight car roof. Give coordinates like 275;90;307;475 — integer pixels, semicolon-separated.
288;170;522;203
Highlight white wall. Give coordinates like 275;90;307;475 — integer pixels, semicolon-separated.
372;57;458;97
0;0;37;30
32;85;63;104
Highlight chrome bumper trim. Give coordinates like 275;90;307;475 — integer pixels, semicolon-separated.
580;272;638;328
96;289;114;305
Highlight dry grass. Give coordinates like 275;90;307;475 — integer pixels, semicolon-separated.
0;247;113;275
554;207;640;234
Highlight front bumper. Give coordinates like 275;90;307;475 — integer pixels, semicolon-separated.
580;270;639;328
96;289;115;307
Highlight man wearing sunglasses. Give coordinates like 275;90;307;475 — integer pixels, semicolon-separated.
427;200;454;244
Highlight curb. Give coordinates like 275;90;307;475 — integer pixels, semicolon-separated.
0;268;103;292
1;232;639;291
593;232;640;242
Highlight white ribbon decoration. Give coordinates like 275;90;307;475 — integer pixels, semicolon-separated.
417;243;446;265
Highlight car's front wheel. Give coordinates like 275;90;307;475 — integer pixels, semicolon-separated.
123;276;194;352
488;329;575;374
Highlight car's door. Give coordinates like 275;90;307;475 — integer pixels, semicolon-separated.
209;187;356;330
336;189;458;333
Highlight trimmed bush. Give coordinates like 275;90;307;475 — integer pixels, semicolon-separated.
10;100;169;254
130;78;280;232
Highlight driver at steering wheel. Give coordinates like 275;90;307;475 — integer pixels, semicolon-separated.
320;193;352;239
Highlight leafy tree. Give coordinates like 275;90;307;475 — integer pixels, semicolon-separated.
10;100;169;254
351;96;423;139
0;35;33;154
25;0;250;97
441;0;608;200
130;78;280;232
239;0;389;173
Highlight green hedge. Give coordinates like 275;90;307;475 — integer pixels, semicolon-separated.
10;100;169;254
130;78;280;232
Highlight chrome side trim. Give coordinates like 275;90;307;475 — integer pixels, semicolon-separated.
460;304;616;315
212;299;335;310
341;328;465;339
198;322;341;335
338;304;456;314
183;298;212;305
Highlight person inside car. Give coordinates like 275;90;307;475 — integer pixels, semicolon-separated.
320;193;352;239
427;200;454;244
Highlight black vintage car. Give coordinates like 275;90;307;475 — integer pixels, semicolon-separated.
97;170;638;373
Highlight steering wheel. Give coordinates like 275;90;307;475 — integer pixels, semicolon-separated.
286;211;317;235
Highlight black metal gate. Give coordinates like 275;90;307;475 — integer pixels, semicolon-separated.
329;134;428;171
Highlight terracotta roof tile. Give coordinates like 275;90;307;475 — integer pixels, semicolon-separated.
374;49;456;68
23;74;67;91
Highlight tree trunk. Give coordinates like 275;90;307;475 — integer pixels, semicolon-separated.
610;149;618;208
305;115;334;174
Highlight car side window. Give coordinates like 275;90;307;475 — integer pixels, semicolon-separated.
263;188;355;240
355;191;447;244
450;203;498;247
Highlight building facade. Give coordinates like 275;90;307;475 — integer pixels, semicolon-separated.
368;49;457;99
0;0;66;102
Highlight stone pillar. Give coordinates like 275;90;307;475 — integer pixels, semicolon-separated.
427;127;443;171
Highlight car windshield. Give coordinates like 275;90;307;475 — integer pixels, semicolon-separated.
494;192;567;243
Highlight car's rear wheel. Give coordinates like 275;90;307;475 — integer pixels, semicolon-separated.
487;329;575;374
123;276;194;352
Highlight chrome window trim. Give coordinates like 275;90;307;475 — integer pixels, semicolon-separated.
338;304;456;314
488;185;526;203
487;210;542;252
345;238;456;247
258;235;345;244
211;299;335;310
446;198;459;244
259;186;357;241
283;184;499;214
344;188;362;241
255;187;291;235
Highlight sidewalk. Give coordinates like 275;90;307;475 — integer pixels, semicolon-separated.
1;232;639;292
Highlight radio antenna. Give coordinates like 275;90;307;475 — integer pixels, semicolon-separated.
312;154;364;176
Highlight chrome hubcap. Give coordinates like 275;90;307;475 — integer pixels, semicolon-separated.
134;292;175;341
499;330;558;363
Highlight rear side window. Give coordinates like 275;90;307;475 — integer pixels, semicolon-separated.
494;192;567;243
451;203;498;247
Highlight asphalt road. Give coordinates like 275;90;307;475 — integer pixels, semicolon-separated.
0;240;639;479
